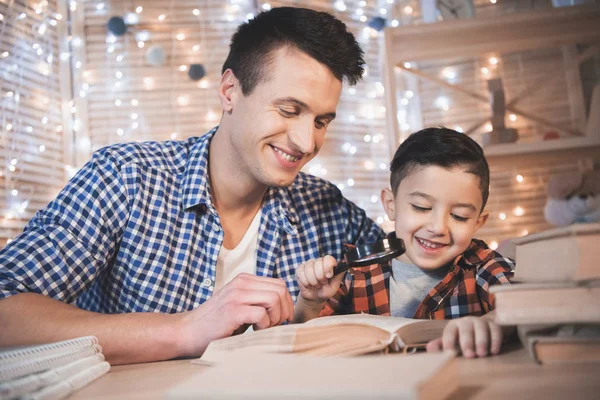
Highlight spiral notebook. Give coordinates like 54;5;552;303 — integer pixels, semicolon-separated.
0;336;102;382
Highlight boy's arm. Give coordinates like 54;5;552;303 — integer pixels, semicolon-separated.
427;252;516;358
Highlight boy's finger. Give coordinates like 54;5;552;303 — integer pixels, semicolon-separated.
488;321;503;355
304;261;319;286
457;322;475;359
473;319;490;357
323;255;337;279
314;259;328;284
426;337;443;352
328;269;345;291
296;264;309;287
441;323;459;353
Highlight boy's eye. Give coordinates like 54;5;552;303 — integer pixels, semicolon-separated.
452;214;469;222
411;204;431;212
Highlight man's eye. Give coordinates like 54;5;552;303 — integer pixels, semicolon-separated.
315;120;329;129
278;108;297;117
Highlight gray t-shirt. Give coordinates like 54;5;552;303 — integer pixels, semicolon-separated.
390;258;450;318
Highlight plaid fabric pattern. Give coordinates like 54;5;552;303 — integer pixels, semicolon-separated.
0;127;384;313
320;238;515;319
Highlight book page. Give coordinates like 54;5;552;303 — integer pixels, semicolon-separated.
303;314;421;333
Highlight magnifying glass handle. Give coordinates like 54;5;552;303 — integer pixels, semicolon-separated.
333;260;350;275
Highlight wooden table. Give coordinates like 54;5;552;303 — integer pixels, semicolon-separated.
71;344;600;399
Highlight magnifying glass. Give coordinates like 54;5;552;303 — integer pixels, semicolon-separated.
333;234;406;275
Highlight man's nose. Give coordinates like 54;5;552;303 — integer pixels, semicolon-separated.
288;119;316;155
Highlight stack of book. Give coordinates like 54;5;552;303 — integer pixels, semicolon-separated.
491;223;600;364
0;336;110;400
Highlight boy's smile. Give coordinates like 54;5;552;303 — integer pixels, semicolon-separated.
382;165;488;271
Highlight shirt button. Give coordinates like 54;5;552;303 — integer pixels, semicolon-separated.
202;278;213;287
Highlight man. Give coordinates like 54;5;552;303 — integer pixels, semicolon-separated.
0;7;384;364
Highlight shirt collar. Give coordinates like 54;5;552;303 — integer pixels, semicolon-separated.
181;127;217;211
180;127;299;230
454;239;494;269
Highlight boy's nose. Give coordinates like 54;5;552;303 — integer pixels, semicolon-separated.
427;215;449;235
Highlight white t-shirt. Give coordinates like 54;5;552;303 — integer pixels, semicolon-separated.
214;211;261;292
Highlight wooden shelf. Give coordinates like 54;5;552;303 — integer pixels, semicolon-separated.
484;136;600;167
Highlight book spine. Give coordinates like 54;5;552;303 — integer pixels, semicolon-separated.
0;337;98;365
20;361;110;400
0;345;102;382
0;354;106;399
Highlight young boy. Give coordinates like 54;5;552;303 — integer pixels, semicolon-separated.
294;127;516;358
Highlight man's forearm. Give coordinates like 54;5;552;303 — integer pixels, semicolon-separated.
0;293;188;365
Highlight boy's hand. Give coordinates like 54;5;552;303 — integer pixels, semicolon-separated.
425;315;505;358
296;255;345;305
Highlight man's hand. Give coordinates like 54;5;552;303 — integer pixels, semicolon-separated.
426;314;508;358
176;273;294;357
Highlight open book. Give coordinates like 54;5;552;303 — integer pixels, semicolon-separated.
199;314;447;363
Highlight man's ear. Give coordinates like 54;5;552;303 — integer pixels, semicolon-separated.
219;69;239;113
474;212;489;233
381;188;396;222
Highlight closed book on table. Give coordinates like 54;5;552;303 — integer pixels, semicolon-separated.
490;281;600;325
0;337;102;382
518;324;600;364
169;350;457;400
512;223;600;282
0;354;108;399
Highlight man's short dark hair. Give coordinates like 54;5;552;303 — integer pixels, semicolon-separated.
390;127;490;211
222;7;365;96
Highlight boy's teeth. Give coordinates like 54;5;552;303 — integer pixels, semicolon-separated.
418;238;443;249
274;148;300;162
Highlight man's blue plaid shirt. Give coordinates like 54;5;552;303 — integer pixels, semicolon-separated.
0;127;384;313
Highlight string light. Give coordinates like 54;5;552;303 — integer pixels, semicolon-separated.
516;174;524;183
489;241;499;250
499;212;506;220
513;206;524;217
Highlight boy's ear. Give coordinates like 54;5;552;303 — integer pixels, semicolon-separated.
474;212;489;233
381;188;396;221
219;69;239;113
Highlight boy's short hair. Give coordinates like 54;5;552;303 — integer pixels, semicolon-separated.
222;7;365;96
390;127;490;211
